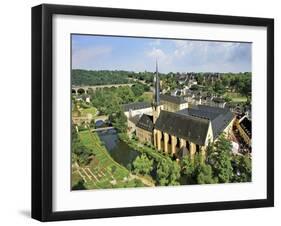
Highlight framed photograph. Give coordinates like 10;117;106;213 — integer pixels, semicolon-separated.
32;4;274;221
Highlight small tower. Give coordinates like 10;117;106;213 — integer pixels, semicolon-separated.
153;60;161;123
154;60;160;106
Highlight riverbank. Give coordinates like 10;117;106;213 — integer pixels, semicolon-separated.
118;133;172;163
72;130;146;189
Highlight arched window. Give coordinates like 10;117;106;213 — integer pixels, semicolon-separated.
186;140;190;151
161;132;164;141
176;137;180;148
196;144;200;153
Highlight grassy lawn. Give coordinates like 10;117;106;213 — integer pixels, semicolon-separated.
224;92;247;103
80;106;98;117
121;135;171;163
72;130;145;190
231;97;247;102
139;91;153;102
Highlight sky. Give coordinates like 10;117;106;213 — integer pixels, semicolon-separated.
72;34;252;73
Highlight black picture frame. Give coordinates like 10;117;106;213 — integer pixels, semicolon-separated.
32;3;274;222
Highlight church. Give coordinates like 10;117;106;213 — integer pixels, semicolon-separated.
123;62;234;159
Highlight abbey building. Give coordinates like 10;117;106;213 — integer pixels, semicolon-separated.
122;62;234;159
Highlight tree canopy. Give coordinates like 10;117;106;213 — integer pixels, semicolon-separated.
181;154;216;184
132;154;153;176
156;158;181;186
231;154;252;182
71;125;92;165
72;69;131;85
206;135;233;183
72;69;155;86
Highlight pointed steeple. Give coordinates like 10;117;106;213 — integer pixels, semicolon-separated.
154;60;160;106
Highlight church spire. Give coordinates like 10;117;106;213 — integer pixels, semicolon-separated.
154;60;160;106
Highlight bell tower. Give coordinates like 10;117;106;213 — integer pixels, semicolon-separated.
153;60;161;123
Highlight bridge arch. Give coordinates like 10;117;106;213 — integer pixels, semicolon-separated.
77;88;85;95
87;87;94;94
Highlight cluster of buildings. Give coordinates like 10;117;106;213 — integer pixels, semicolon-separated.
71;63;252;157
168;87;228;109
122;63;238;159
183;90;227;108
174;72;222;87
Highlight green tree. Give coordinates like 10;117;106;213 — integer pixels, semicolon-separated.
157;158;180;186
195;163;216;184
206;135;233;183
91;86;138;116
231;154;252;182
116;86;135;104
156;159;170;186
71;126;92;165
169;161;181;185
224;95;232;103
110;110;128;133
181;154;196;184
196;74;204;85
237;76;251;99
132;154;153;176
162;77;177;91
105;95;121;116
221;76;230;87
181;154;215;184
213;81;225;95
72;180;86;190
131;83;145;97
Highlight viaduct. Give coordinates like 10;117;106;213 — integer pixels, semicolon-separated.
72;83;133;94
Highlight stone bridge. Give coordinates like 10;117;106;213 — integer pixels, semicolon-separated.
72;84;133;95
94;115;109;123
91;127;114;132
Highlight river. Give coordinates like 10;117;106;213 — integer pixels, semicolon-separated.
97;129;140;169
97;128;187;185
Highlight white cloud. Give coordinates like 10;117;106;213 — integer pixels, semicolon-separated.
173;40;195;57
145;47;175;72
147;47;166;59
144;39;251;72
73;35;251;72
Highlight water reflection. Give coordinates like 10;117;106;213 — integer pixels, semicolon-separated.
97;129;140;168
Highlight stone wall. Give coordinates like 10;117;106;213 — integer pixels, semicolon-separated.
136;127;153;144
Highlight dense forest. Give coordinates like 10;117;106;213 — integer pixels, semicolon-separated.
90;84;150;132
196;72;252;97
72;69;157;86
72;69;131;85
